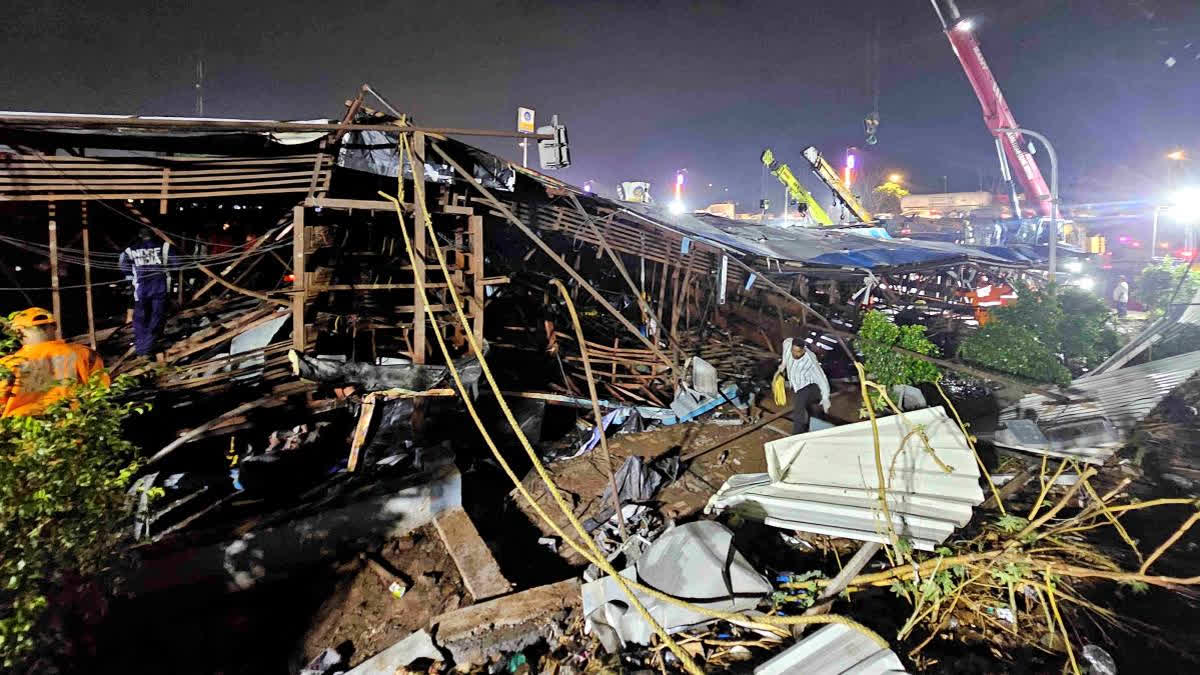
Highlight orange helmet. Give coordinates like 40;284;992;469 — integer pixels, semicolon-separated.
9;307;56;328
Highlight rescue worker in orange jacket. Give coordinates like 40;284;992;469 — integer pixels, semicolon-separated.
0;308;109;418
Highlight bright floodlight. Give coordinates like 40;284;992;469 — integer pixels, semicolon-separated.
955;18;974;32
888;173;903;183
1076;276;1095;291
1065;261;1083;274
669;200;686;215
1167;150;1186;161
1170;187;1200;222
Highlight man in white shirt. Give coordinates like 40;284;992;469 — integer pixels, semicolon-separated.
1113;275;1129;318
778;337;831;435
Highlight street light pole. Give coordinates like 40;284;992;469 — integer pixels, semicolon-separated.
995;127;1058;283
1153;205;1162;256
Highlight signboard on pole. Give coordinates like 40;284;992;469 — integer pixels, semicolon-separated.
517;107;535;134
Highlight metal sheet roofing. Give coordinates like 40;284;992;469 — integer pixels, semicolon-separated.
755;623;907;675
706;407;984;551
997;350;1200;463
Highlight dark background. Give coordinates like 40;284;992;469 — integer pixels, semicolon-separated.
2;0;1198;207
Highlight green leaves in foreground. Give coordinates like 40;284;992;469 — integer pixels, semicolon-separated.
0;374;146;668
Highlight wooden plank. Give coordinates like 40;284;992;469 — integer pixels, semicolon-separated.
48;203;61;339
2;153;322;166
303;196;404;210
292;205;307;351
0;162;326;177
310;282;449;291
347;394;378;472
469;214;485;341
188;223;283;304
305;138;328;198
81;202;96;348
410;132;427;365
0;185;325;202
0;170;319;186
433;508;513;601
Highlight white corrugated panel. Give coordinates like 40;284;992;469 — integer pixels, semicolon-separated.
755;623;907;675
707;407;983;551
998;350;1200;463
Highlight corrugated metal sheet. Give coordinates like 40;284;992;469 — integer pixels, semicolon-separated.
706;407;984;551
997;350;1200;463
754;623;907;675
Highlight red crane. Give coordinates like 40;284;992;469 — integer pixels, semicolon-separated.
932;0;1054;218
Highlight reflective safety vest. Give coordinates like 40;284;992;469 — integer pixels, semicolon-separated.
0;341;109;417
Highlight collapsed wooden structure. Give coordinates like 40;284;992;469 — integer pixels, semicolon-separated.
0;85;1040;457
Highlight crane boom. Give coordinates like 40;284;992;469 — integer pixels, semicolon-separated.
761;149;834;226
801;146;875;224
932;0;1053;218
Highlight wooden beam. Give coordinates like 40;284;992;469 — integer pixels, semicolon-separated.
565;193;679;357
431;142;676;373
81;202;96;349
303;196;400;211
292;205;307;350
188;224;283;304
347;394;378;472
0;113;555;139
48;203;61;339
411;133;428;365
469;214;485;341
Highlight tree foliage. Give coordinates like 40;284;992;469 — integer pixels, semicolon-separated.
0;374;147;668
1138;256;1200;317
856;310;941;388
957;286;1117;386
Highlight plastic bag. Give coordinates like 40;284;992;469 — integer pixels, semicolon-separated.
772;373;787;407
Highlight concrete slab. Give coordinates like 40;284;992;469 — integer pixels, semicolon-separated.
346;629;443;674
433;508;512;601
433;578;580;666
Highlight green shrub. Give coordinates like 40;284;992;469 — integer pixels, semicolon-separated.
856;310;941;387
956;285;1116;385
1138;257;1200;316
0;374;147;668
959;321;1071;386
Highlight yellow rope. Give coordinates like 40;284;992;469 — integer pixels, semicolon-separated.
381;143;701;673
934;379;1006;515
376;141;891;651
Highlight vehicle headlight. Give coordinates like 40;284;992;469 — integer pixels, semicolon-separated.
1076;276;1095;291
1065;261;1083;274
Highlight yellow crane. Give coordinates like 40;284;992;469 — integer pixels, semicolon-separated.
802;145;874;224
760;149;833;226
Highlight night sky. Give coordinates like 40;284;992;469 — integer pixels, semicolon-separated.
3;0;1198;210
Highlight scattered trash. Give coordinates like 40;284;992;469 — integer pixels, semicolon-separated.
582;451;683;532
538;536;559;553
580;521;771;650
1082;644;1118;675
388;581;407;599
505;652;528;673
993;606;1016;624
299;647;344;675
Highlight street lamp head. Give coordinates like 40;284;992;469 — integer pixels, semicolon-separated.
955;18;974;32
1167;150;1186;161
888;173;903;183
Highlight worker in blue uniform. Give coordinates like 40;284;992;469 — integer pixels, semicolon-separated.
119;228;171;356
